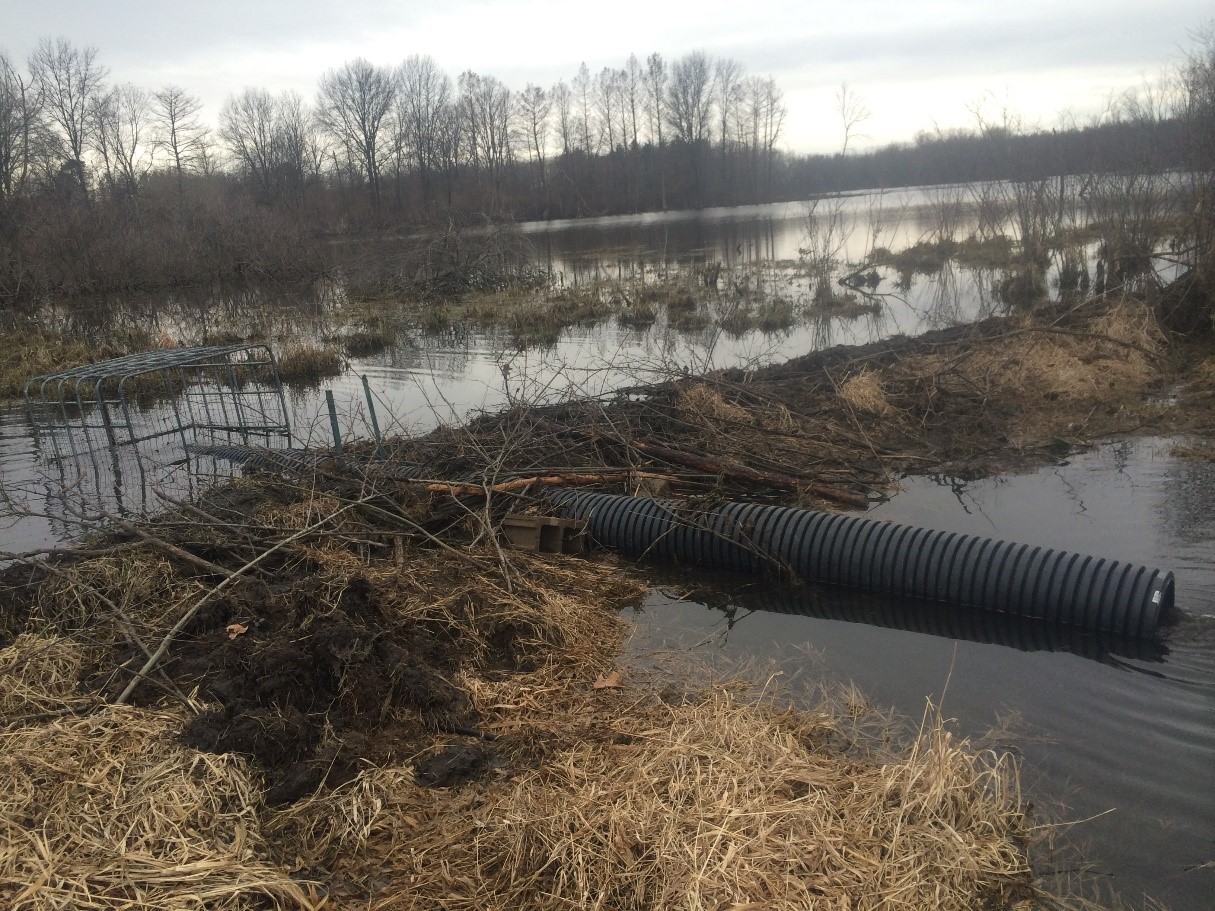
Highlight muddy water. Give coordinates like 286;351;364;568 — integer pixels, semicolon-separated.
627;438;1215;910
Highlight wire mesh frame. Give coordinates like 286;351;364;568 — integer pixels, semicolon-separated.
22;344;293;518
25;343;291;450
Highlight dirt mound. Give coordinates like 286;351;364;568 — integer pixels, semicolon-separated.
166;563;507;803
12;534;639;807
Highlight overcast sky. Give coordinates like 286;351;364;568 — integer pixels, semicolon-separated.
3;0;1209;152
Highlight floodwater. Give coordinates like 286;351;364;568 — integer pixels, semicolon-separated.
1;185;1211;909
2;186;1012;554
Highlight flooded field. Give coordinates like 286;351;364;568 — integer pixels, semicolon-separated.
1;184;1211;909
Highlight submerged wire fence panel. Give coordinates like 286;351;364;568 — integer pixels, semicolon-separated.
23;345;292;521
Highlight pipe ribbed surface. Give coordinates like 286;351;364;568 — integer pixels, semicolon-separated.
549;491;1173;638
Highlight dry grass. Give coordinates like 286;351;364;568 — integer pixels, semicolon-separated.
840;368;892;415
0;326;160;399
0;634;98;718
272;688;1032;911
0;707;315;910
30;552;189;634
1171;440;1215;461
0;501;1049;911
870;297;1174;448
1000;301;1161;401
678;383;752;425
1179;355;1215;398
275;343;344;385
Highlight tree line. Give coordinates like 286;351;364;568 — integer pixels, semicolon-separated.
0;33;1211;303
0;39;788;221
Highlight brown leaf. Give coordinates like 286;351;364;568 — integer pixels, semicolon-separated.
592;670;624;690
226;623;248;640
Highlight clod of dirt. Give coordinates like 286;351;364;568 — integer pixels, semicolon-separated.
165;572;478;801
183;705;318;768
414;742;497;788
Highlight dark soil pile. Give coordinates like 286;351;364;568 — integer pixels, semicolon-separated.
172;571;474;804
3;482;644;809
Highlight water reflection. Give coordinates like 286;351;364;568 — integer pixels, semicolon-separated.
721;583;1167;665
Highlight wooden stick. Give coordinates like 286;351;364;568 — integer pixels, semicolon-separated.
424;471;675;498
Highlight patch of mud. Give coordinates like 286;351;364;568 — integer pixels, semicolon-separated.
170;570;476;804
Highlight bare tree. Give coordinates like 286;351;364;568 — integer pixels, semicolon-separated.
596;67;623;153
397;55;452;203
92;83;153;197
28;37;108;197
713;57;744;200
220;87;278;197
551;80;574;157
433;102;462;207
458;71;513;209
667;51;714;145
573;63;596;154
742;75;785;200
667;51;714;204
275;91;322;197
152;85;208;191
0;52;41;199
836;82;870;155
517;83;551;207
1176;23;1215;167
315;58;396;212
624;54;643;150
644;52;668;209
714;58;743;149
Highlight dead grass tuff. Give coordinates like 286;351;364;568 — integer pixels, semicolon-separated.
275;342;344;385
273;688;1034;911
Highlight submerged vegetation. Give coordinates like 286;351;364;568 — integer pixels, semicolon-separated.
274;342;344;385
0;324;158;398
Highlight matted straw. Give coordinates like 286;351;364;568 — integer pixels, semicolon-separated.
0;707;316;910
275;687;1034;911
840;368;892;415
0;634;98;719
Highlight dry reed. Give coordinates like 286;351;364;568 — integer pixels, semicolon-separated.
840;368;892;415
31;552;188;633
677;383;752;426
0;634;97;719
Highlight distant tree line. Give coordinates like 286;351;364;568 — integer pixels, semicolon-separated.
0;34;1211;303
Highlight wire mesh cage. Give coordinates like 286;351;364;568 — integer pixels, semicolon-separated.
23;344;293;521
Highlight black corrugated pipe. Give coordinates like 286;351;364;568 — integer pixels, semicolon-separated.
548;490;1174;638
